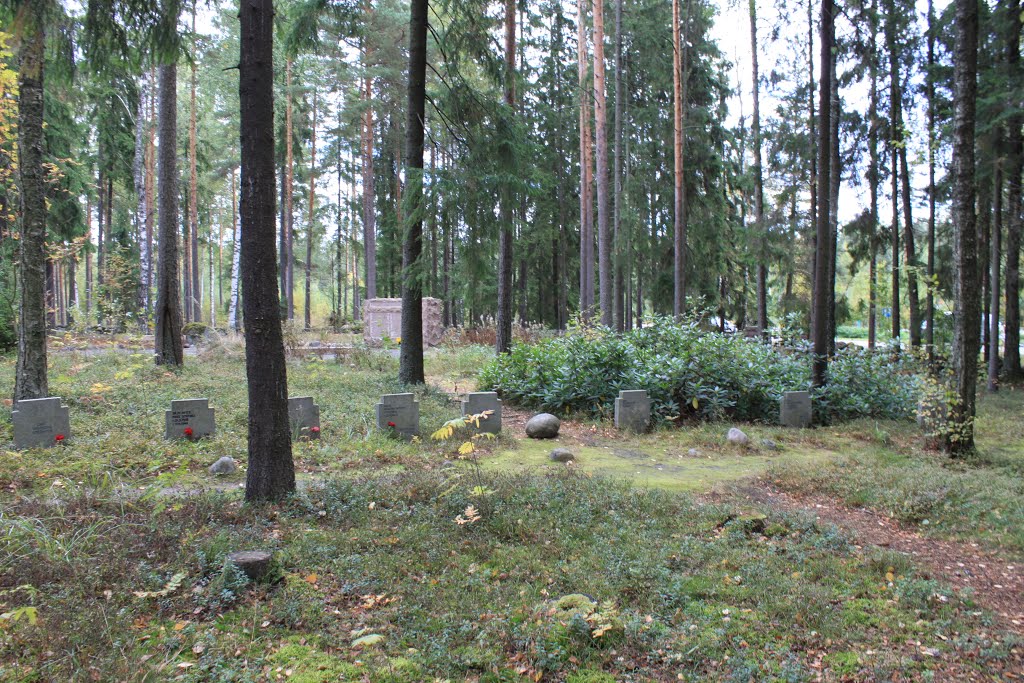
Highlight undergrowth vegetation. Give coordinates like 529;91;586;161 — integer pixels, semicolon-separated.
0;471;1012;681
479;319;919;424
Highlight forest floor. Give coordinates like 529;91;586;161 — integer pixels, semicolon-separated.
0;336;1021;681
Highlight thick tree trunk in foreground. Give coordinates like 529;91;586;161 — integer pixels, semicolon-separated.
14;17;48;403
945;0;980;456
496;0;516;353
239;0;295;501
811;0;833;390
155;63;184;367
399;0;428;385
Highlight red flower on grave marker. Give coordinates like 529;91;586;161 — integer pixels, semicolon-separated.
184;426;194;438
310;426;320;434
55;434;65;443
387;421;396;428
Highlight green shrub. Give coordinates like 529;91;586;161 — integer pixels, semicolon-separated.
478;318;918;424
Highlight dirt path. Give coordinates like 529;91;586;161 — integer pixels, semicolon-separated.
737;483;1024;636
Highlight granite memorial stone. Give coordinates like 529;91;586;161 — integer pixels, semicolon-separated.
288;396;321;440
614;390;651;432
780;391;812;428
165;398;216;440
376;393;419;440
12;397;71;449
461;391;502;434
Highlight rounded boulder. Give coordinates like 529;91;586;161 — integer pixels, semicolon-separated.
526;413;561;439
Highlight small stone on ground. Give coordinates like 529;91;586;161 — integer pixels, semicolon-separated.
208;456;237;475
226;550;272;581
549;448;575;463
726;427;749;446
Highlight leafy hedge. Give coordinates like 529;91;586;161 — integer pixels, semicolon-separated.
478;319;919;425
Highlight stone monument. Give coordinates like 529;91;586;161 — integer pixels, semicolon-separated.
165;398;216;440
376;393;419;440
12;397;71;449
288;396;321;440
461;392;502;434
780;391;812;428
363;297;444;347
614;390;651;432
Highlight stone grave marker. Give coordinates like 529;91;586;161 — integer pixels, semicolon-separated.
376;393;419;440
780;391;812;428
12;397;71;449
165;398;216;440
363;297;444;347
614;390;651;432
461;391;502;434
288;396;321;440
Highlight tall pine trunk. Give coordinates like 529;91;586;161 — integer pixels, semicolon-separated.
239;0;294;501
593;0;611;327
749;0;767;338
361;50;377;301
495;0;516;352
135;71;150;327
945;0;980;456
578;0;594;317
284;59;295;319
672;0;687;319
612;0;625;331
14;14;48;402
228;168;241;331
1003;0;1023;379
925;0;937;355
398;0;428;384
811;0;833;389
868;0;879;350
155;62;184;367
305;88;318;330
989;164;1002;391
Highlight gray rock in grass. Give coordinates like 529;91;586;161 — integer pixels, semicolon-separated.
549;448;576;463
726;427;749;446
526;413;561;439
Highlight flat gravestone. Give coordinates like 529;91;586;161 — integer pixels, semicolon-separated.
376;393;419;441
288;396;321;440
614;390;651;432
780;391;812;428
12;397;71;449
165;398;216;440
461;392;502;434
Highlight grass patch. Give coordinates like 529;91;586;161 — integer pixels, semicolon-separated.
0;471;1012;681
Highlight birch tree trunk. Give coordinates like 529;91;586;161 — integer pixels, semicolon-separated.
135;71;150;328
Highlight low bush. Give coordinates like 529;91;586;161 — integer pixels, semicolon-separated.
478;318;919;424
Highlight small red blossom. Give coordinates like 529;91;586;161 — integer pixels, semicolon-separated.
387;421;397;428
184;426;194;438
310;426;320;434
55;434;65;443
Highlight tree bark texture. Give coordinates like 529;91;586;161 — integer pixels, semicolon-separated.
578;0;594;317
155;63;184;367
399;0;428;385
1003;0;1023;379
496;0;516;352
749;0;768;339
811;0;833;390
672;0;686;320
14;17;48;403
989;163;1002;392
945;0;980;456
305;88;318;330
239;0;295;501
134;71;150;325
593;0;611;327
362;55;377;301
